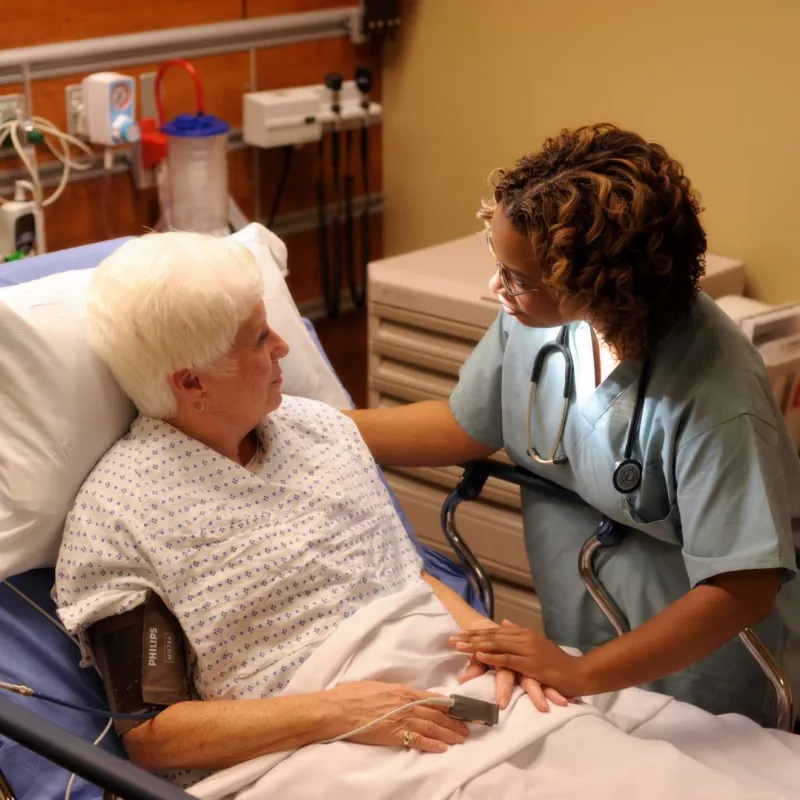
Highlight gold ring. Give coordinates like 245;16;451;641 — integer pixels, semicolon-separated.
402;729;413;748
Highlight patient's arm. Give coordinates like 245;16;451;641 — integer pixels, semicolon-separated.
89;603;470;770
124;682;470;770
421;572;569;711
124;692;343;770
421;571;487;629
344;401;496;467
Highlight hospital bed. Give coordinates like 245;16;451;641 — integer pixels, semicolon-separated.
0;237;796;800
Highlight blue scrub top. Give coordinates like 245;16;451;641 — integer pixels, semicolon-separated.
450;292;800;725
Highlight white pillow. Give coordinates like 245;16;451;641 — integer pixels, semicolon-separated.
230;224;350;410
0;223;350;580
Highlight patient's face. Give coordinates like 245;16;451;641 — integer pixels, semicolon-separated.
202;301;289;426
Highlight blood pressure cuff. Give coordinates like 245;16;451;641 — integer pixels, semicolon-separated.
88;591;190;734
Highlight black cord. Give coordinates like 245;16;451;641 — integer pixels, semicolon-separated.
316;136;339;318
357;119;371;307
267;145;293;230
330;128;343;318
344;129;358;307
624;359;651;460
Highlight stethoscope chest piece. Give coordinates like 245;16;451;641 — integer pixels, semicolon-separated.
612;458;642;494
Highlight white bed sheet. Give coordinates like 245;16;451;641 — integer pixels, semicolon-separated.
189;579;800;800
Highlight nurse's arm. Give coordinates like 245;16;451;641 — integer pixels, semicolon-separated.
455;568;781;698
575;567;781;696
344;401;497;467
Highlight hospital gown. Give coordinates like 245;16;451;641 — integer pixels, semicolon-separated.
450;292;800;726
54;395;423;702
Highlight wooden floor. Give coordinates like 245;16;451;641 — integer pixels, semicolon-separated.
313;307;369;408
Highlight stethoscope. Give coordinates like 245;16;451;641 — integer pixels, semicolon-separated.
527;325;652;495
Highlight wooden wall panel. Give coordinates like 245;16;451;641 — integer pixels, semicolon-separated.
284;211;383;304
0;1;243;49
0;0;384;313
247;0;356;15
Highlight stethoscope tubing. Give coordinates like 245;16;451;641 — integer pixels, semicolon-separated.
526;324;650;494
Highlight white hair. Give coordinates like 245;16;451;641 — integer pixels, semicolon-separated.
87;231;264;419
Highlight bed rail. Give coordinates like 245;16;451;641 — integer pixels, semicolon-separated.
0;695;191;800
442;459;795;732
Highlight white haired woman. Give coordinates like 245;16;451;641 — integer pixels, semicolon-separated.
54;232;564;785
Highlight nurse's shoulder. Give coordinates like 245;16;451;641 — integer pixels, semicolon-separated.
662;292;782;443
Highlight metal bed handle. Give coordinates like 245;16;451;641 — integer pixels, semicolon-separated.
580;533;795;732
0;694;192;800
444;459;794;732
441;460;583;620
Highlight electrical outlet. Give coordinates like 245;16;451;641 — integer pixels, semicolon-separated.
0;93;26;124
65;84;86;138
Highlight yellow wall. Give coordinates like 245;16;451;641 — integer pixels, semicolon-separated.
381;0;800;303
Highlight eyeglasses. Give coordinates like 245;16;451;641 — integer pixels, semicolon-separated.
485;230;541;298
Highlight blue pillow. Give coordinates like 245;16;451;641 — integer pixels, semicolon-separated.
0;238;132;287
0;570;127;800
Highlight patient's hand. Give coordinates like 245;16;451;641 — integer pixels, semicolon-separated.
331;681;470;754
456;620;571;713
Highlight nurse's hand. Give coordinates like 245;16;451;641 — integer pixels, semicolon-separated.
451;621;582;704
456;618;516;709
456;620;571;712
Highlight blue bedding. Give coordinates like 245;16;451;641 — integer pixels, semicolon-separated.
0;240;481;800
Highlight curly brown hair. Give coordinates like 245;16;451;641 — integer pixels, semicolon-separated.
478;123;707;359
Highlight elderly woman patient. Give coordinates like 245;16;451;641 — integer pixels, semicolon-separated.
54;232;559;783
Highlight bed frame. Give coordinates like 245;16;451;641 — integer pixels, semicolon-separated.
442;459;795;733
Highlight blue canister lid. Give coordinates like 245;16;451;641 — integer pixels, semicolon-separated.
162;113;231;138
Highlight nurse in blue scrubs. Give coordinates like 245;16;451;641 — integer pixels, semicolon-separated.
348;123;800;727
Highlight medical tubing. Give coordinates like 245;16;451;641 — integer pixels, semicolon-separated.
0;682;160;721
1;579;79;645
319;697;455;744
624;359;651;459
64;719;114;800
0;117;93;220
530;327;573;397
267;144;293;229
154;58;205;128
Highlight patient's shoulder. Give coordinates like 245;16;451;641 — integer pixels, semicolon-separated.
269;395;361;444
85;416;156;480
271;394;347;426
70;415;163;513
